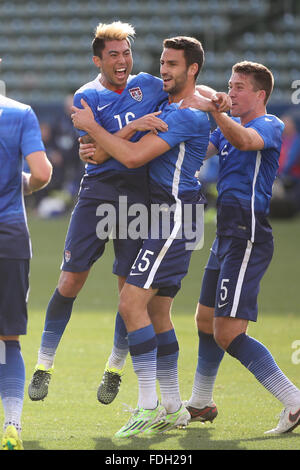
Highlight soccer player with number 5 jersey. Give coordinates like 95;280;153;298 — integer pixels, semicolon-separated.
180;61;300;435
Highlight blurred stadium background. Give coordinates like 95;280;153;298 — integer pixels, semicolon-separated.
0;0;300;216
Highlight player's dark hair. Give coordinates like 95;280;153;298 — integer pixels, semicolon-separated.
163;36;204;81
232;61;274;104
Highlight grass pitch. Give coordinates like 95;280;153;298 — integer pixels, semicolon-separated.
2;212;300;451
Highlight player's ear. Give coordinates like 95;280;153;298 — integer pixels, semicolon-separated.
188;63;198;80
258;89;266;103
92;55;102;69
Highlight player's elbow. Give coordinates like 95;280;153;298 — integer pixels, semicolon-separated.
235;141;249;151
124;158;140;169
122;149;143;169
32;160;53;187
235;132;263;152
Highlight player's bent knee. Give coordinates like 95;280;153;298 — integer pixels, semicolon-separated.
213;331;228;350
214;317;248;350
58;270;89;297
195;303;214;334
118;298;131;322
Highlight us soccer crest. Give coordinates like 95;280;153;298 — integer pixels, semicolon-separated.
64;250;71;262
129;87;143;102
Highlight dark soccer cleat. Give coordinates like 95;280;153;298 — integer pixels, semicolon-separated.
97;362;123;405
185;402;218;423
28;365;53;401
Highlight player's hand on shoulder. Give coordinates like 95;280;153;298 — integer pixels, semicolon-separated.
180;94;216;112
130;111;168;135
71;99;95;130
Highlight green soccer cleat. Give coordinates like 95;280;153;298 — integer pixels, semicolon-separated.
2;425;24;450
97;362;124;405
143;404;190;436
114;404;165;438
28;364;53;401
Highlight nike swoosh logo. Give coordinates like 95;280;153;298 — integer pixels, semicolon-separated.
217;302;228;308
265;117;273;121
97;103;112;111
289;408;300;423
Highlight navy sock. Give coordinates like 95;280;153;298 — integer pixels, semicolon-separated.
227;333;300;406
189;331;224;408
156;329;181;412
37;288;76;368
128;324;158;409
108;312;129;369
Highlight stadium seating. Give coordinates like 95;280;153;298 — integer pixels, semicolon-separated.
0;0;298;104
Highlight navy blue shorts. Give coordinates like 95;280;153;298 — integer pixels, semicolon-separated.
0;258;29;335
61;197;144;277
126;199;204;298
199;236;274;322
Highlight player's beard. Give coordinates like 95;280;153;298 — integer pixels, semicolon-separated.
164;70;188;96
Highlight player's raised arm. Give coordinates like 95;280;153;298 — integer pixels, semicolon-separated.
210;111;264;151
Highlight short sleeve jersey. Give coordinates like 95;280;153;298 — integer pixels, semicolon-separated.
0;95;45;258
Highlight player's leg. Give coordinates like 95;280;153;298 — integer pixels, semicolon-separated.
0;337;24;451
186;240;225;423
34;269;89;369
0;258;29;450
214;237;300;434
29;197;108;401
97;276;128;405
97;233;145;405
148;294;182;413
105;276;128;371
115;283;164;438
143;292;190;436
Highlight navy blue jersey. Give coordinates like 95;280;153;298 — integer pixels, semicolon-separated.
0;95;45;259
150;100;210;202
210;114;284;242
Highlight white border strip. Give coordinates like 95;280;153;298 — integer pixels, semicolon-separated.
230;240;253;318
143;142;185;289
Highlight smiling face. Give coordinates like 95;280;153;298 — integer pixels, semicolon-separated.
93;39;133;91
228;72;266;124
160;48;195;100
